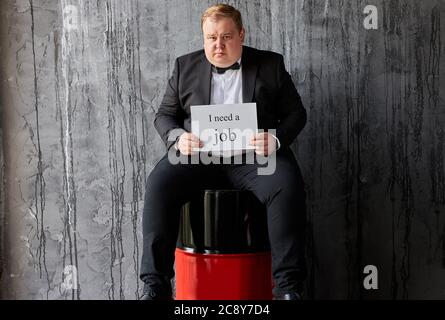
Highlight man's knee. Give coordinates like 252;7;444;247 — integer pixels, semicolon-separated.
274;155;305;191
145;157;179;193
254;170;305;205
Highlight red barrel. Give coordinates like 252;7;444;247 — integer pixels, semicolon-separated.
175;190;273;300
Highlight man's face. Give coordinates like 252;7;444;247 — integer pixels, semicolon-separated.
202;17;244;67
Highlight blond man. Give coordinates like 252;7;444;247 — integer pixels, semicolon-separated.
140;4;307;300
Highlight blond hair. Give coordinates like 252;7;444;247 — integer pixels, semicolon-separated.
201;4;243;31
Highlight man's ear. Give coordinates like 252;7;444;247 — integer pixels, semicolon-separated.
239;28;245;42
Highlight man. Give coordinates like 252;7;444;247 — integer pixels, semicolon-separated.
140;4;307;300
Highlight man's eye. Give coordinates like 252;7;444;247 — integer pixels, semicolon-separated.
208;36;216;41
224;35;232;40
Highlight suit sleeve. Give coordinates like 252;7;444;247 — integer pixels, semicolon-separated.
275;55;307;147
154;58;186;151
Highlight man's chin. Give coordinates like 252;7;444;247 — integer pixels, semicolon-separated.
212;59;233;67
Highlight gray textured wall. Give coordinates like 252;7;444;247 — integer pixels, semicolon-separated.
0;0;444;300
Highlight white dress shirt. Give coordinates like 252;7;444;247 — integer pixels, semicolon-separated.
210;59;280;157
210;59;243;106
209;59;245;157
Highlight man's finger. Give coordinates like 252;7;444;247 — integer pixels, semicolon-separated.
255;149;266;156
180;140;201;149
183;133;200;142
188;141;202;148
181;133;203;147
252;132;269;140
250;137;266;145
255;145;266;152
253;139;269;147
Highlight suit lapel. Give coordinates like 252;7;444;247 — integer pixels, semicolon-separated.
197;54;212;105
242;46;258;103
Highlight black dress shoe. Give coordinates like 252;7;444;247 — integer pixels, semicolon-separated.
139;283;173;301
274;291;302;300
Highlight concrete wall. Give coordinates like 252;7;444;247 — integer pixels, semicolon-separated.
0;0;444;299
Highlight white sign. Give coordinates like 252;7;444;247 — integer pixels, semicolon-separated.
191;103;258;152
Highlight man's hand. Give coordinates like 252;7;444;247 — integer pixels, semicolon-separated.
176;132;203;155
249;132;277;156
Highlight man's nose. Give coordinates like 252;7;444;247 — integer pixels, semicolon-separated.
215;37;224;49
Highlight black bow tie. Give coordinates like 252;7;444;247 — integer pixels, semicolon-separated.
213;62;241;74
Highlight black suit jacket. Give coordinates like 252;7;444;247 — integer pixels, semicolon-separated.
154;45;307;151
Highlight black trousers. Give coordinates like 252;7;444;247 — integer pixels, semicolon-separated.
140;148;307;295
